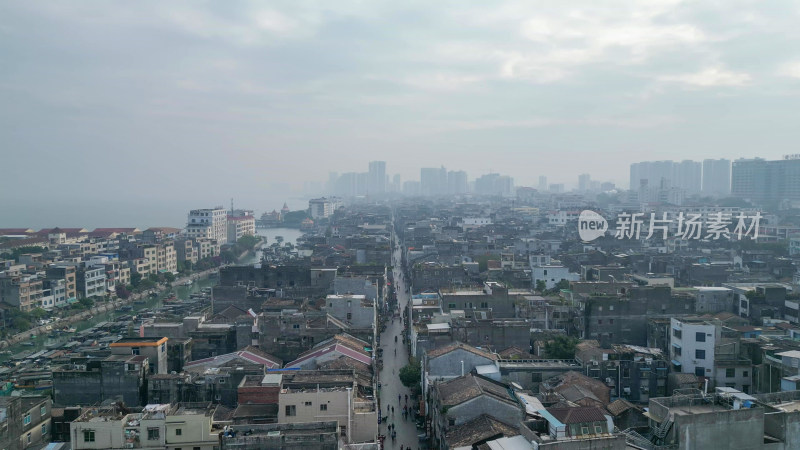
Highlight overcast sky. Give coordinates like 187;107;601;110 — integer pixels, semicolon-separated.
2;1;800;226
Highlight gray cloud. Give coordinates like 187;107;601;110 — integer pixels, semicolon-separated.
2;0;800;226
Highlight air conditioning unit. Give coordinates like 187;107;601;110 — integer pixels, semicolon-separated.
125;444;134;449
606;377;614;384
592;361;599;366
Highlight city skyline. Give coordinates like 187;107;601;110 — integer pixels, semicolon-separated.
3;1;800;220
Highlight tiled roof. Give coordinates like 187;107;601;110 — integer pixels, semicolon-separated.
547;406;607;424
606;398;638;416
184;347;282;370
285;343;372;369
445;414;519;448
426;342;497;361
437;374;517;407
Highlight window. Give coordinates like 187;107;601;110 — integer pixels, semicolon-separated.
743;370;749;377
40;405;46;416
24;414;31;425
41;424;47;435
448;303;456;309
695;367;705;377
304;401;312;406
161;343;166;353
581;426;589;435
320;404;328;411
623;367;630;378
292;324;300;329
132;347;140;355
285;405;296;417
673;329;682;339
598;319;603;325
27;433;31;444
695;332;706;342
742;385;750;394
594;425;603;434
84;430;95;442
609;305;614;311
176;428;182;436
609;319;614;325
726;368;735;378
448;418;455;426
480;302;488;308
346;313;352;320
695;349;706;359
148;427;160;440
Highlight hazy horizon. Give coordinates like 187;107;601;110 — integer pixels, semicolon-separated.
3;1;800;226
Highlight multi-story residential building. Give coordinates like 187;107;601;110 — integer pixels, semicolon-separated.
141;227;182;243
70;403;219;450
323;294;375;328
308;197;341;219
278;370;377;444
46;264;77;301
227;214;256;243
41;278;66;310
174;238;199;264
0;274;43;312
186;207;228;244
670;317;753;393
531;265;579;290
53;355;149;407
157;242;177;273
0;395;52;450
702;158;732;197
732;156;800;203
79;266;106;299
195;238;219;260
109;336;169;375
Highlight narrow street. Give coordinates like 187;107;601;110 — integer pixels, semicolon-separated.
376;225;421;449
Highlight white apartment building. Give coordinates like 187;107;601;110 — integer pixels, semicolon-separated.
278;384;377;444
532;265;579;290
226;214;255;243
308;197;341;219
70;403;219;450
186;207;227;244
547;210;581;227
82;267;106;299
41;279;66;310
670;318;715;379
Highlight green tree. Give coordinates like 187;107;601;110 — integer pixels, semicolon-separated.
162;272;176;283
237;235;259;250
130;272;143;288
77;297;94;309
535;280;546;293
549;279;571;293
544;335;578;359
399;357;422;388
115;284;131;299
29;308;47;320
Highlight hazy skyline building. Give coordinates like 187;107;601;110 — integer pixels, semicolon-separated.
732;156;800;203
578;173;591;191
538;176;548;191
420;167;447;196
702;159;731;197
447;170;468;194
368;161;386;195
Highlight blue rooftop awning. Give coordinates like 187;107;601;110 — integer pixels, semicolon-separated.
671;343;681;349
671;360;682;366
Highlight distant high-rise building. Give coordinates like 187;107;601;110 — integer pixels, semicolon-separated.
578;173;591;191
538;176;548;191
549;183;565;194
368;161;386;195
447;170;468;194
420;167;447;196
403;180;421;196
702;159;731;197
474;173;514;197
392;174;402;193
630;160;701;195
732;156;800;203
186;207;227;244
